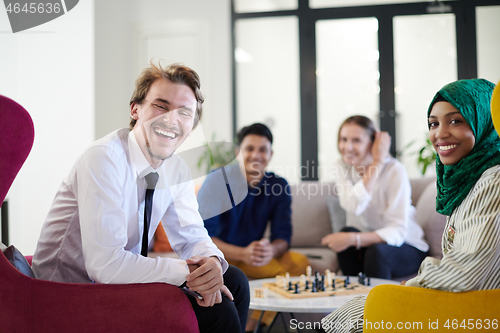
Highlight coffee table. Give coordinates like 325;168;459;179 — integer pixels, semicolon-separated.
249;276;399;332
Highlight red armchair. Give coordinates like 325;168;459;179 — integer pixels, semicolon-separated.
0;94;199;333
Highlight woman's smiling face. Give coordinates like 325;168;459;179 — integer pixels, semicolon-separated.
428;101;476;165
338;123;373;168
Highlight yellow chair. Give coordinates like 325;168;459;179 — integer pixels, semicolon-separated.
364;285;500;332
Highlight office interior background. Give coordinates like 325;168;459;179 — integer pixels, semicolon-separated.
1;0;499;255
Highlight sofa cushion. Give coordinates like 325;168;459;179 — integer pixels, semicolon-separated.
415;181;437;228
153;222;174;252
290;182;335;248
2;245;35;278
326;195;346;233
423;220;446;260
291;248;339;274
415;182;447;259
409;177;436;207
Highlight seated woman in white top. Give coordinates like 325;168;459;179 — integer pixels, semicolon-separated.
321;115;428;279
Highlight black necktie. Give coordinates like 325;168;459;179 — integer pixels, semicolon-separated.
141;172;159;257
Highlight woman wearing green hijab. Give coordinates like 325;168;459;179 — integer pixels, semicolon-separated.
321;79;500;333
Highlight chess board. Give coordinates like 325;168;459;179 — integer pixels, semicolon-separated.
262;277;372;299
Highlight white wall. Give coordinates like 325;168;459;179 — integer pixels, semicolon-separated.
94;0;233;144
0;1;95;254
0;0;232;254
94;0;233;188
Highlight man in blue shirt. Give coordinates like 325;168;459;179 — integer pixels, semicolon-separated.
198;123;309;331
197;123;309;330
199;123;308;277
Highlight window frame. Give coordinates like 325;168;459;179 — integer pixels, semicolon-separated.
231;0;500;180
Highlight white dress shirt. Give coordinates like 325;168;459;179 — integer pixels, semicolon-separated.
333;157;428;252
33;128;227;285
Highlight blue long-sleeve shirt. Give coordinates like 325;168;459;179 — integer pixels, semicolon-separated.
197;164;292;247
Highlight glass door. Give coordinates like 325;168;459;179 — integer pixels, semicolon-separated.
316;17;380;182
235;16;301;183
393;13;457;177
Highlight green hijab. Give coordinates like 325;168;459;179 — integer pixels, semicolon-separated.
427;78;500;216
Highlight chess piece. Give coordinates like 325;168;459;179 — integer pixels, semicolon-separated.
300;274;306;287
305;280;309;290
288;281;293;291
275;275;283;287
325;269;331;287
294;283;300;294
306;266;312;282
358;272;366;285
254;287;267;298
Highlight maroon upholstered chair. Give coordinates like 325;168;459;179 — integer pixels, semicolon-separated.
0;95;199;333
0;95;34;204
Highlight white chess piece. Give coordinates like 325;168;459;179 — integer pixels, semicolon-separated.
325;269;331;287
275;275;283;287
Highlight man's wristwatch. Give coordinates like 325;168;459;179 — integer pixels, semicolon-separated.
179;281;203;300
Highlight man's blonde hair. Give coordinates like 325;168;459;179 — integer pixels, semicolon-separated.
129;62;204;130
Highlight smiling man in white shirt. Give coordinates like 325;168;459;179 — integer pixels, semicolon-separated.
32;63;249;333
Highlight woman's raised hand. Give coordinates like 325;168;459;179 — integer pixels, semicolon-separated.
371;131;391;164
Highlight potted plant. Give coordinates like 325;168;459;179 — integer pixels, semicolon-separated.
197;133;238;174
399;136;437;175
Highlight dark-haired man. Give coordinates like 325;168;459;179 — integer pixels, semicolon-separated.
33;63;249;333
197;123;308;329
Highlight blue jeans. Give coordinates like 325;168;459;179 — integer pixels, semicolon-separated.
337;227;427;279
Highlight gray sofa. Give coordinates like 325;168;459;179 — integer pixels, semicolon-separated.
288;178;447;275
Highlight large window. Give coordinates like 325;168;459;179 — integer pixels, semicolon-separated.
310;0;440;8
394;13;457;176
316;17;379;181
232;0;500;181
235;16;301;183
233;0;298;13
476;5;500;84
